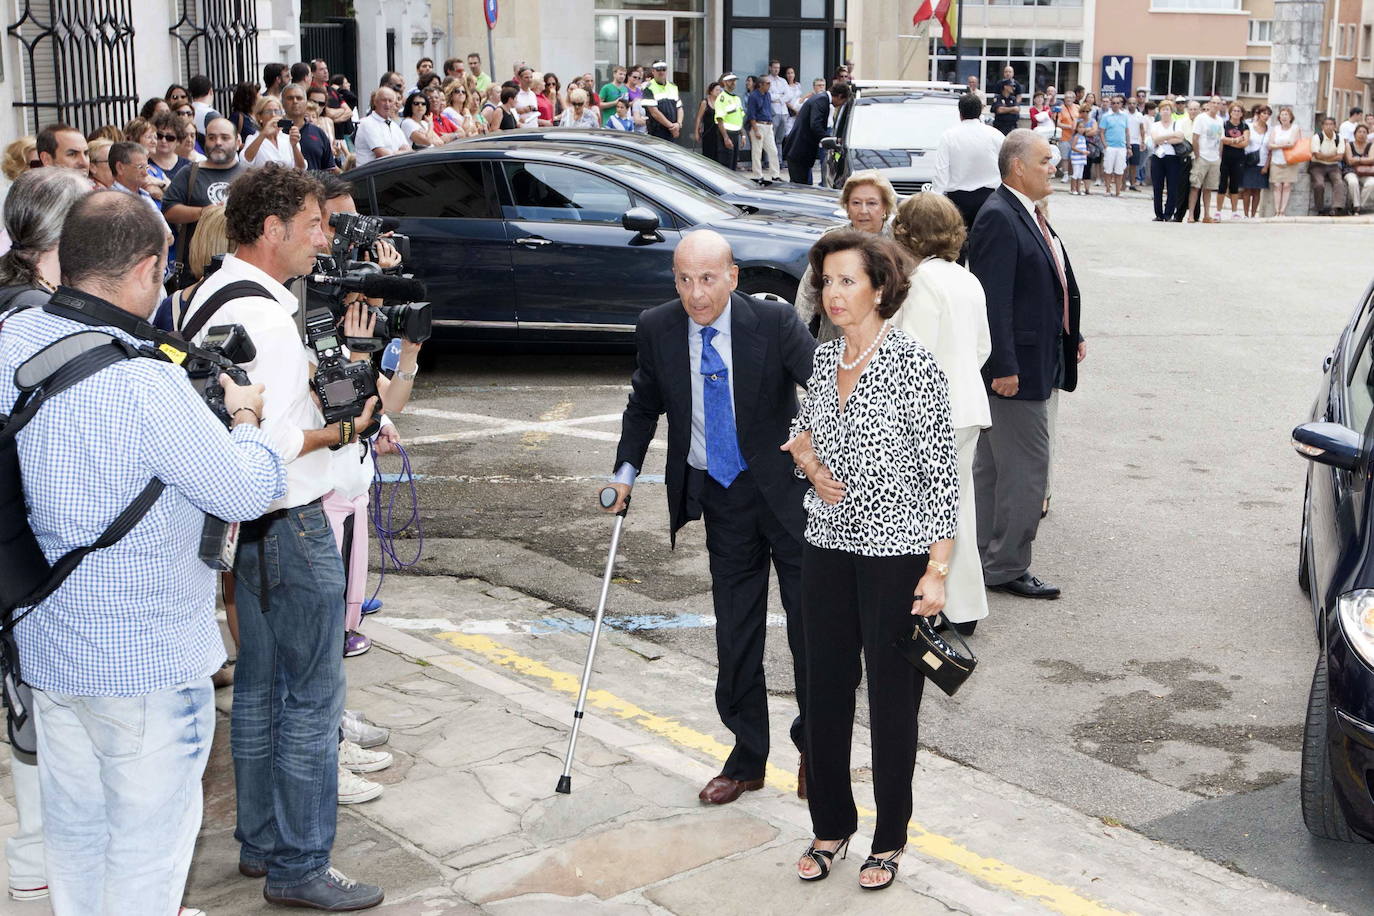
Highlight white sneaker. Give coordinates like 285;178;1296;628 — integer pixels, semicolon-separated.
179;908;207;916
339;738;392;774
341;709;389;748
337;764;384;804
9;884;48;901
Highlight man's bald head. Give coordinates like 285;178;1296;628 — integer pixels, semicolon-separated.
674;230;738;326
675;229;734;271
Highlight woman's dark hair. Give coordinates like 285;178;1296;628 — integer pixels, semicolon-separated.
500;85;519;104
544;72;560;90
138;97;169;120
224;164;324;246
806;230;913;320
402;93;429;119
417;72;441;91
165;83;189;101
231;81;259;117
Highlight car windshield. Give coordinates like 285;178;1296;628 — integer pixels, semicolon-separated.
546;149;738;222
637;139;755;190
847;98;960;151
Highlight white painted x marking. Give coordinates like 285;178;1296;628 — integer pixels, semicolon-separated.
402;406;666;449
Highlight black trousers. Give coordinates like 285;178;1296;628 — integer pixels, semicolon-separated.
946;187;994;231
696;468;807;781
801;544;927;853
1151;154;1184;220
716;133;741;172
786;156;814;184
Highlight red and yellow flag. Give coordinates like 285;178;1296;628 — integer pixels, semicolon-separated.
913;0;958;49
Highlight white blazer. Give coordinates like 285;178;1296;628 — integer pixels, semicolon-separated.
893;257;992;430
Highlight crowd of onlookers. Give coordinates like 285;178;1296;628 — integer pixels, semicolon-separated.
972;71;1374;220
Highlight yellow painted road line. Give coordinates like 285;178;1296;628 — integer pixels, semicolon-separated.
435;631;1132;916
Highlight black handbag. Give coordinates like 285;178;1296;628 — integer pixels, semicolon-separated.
1244;150;1260;167
892;615;977;696
1173;139;1193;158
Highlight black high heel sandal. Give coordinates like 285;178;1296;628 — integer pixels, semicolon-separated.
858;847;904;890
797;835;852;882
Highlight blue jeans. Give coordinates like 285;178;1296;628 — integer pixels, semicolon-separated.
231;501;346;887
34;678;214;915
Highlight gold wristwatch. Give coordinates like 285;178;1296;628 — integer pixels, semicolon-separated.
927;559;950;577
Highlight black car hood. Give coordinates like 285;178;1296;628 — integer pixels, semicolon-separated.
698;209;836;242
726;184;846;220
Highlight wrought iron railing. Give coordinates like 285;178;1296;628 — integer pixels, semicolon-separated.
169;0;260;115
7;0;139;135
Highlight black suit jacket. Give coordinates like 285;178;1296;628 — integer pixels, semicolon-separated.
614;292;818;545
783;93;832;168
967;185;1083;401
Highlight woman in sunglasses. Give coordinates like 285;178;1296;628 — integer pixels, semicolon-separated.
148;113;189;185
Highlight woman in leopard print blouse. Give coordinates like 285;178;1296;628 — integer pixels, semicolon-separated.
783;230;959;891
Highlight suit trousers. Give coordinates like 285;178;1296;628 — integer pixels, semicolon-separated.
787;156;814;185
944;426;989;624
946;187;995;231
801;545;927;853
717;132;741;173
697;468;807;781
974;397;1051;584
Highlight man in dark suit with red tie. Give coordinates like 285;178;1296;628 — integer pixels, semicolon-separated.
967;129;1087;599
603;229;817;805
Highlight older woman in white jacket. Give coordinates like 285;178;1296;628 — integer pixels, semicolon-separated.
891;193;992;634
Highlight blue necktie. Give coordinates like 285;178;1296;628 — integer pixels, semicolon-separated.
700;326;747;488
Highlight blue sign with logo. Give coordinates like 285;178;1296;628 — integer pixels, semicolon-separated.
484;0;498;29
1099;55;1133;98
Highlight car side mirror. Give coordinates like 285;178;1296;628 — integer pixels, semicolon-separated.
820;136;840;151
1293;421;1365;471
622;206;663;243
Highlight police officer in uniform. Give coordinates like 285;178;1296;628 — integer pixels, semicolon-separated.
643;60;683;143
714;73;745;172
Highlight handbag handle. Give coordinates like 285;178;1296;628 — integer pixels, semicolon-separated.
920;614;975;660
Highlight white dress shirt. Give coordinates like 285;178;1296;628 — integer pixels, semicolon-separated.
894;257;992;430
354;112;409;165
687;302;736;471
933;118;1005;194
183;254;333;512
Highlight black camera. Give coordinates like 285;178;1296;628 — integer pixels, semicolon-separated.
304;307;379;443
184;323;255;427
277;118;294;131
327;211;410;262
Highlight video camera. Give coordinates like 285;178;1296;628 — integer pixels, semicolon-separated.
307;212;432;354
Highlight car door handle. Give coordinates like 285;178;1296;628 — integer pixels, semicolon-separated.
516;237;552;247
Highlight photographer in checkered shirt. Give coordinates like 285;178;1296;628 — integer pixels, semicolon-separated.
0;191;286;914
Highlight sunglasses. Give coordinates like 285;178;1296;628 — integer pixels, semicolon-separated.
176;109;193;117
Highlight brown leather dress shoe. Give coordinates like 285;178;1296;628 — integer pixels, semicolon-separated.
797;754;807;799
698;774;764;805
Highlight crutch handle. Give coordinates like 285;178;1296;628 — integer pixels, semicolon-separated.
599;486;631;517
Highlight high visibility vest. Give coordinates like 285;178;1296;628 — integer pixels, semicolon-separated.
714;90;743;131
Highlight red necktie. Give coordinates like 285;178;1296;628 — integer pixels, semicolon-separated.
1035;208;1070;333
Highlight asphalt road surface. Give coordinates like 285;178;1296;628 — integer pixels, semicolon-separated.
380;189;1374;912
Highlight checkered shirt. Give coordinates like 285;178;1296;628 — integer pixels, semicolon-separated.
0;300;286;696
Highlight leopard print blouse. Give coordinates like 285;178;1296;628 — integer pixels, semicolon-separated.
791;327;959;557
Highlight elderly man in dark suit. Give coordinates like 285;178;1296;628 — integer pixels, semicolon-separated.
967;129;1086;599
783;81;851;185
604;229;817;805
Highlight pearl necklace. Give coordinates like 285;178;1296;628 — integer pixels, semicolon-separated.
838;321;890;371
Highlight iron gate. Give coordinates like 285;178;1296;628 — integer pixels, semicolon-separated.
7;0;139;135
169;0;259;115
301;18;358;89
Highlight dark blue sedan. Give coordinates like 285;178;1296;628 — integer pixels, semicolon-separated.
347;142;837;344
1293;276;1374;842
462;129;846;222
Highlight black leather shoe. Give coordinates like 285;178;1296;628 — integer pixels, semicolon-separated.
988;573;1060;599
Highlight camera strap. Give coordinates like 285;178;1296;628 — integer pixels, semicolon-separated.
177;281;273;342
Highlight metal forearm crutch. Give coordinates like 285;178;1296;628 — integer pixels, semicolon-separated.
556;486;630;794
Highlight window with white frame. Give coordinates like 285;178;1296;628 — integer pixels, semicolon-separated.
1149;58;1237;97
1248;19;1272;44
1238;70;1268;95
1363;24;1372;60
1152;0;1241;10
